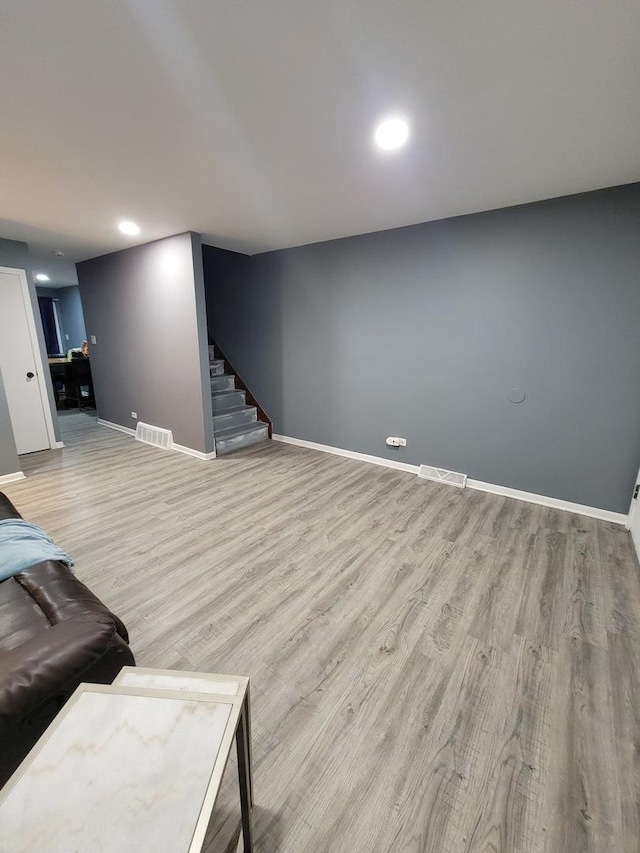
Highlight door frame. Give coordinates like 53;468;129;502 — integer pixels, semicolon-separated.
627;463;640;563
0;265;59;451
626;465;640;524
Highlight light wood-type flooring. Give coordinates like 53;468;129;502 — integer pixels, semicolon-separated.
5;411;640;852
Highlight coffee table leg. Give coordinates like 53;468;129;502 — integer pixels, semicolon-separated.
236;703;253;852
244;686;254;808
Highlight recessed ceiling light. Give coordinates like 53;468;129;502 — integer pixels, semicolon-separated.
35;273;50;282
374;116;410;151
118;220;140;236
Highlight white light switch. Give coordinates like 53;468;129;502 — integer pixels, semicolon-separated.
131;412;137;419
65;334;69;340
90;335;97;344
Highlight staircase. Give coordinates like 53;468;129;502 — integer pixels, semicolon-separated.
209;346;270;455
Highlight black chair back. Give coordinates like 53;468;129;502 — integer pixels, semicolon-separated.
69;359;95;409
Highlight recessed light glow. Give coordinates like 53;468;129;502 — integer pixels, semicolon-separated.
118;220;140;236
374;116;410;151
35;273;50;282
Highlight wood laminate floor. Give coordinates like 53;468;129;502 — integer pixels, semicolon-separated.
5;412;640;852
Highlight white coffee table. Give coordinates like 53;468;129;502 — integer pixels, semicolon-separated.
0;666;253;852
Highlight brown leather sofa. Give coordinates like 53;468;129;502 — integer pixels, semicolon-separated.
0;492;134;785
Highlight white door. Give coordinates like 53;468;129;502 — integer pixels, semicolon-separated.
630;466;640;562
0;268;52;454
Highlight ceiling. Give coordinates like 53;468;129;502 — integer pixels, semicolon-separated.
1;0;639;286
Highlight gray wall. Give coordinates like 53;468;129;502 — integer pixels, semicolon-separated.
203;183;640;514
37;285;87;349
0;237;33;275
58;285;87;348
0;369;19;476
77;232;214;454
0;237;61;446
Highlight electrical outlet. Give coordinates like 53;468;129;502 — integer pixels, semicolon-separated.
131;412;137;419
90;335;97;344
386;436;407;447
65;333;69;340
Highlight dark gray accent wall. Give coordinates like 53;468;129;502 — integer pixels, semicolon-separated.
0;369;19;476
77;232;214;454
203;183;640;514
0;237;61;445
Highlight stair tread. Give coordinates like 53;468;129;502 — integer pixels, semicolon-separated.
213;405;255;419
211;389;243;397
210;374;234;381
215;422;268;439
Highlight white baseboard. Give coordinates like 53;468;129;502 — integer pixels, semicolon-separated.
0;471;26;485
172;443;216;461
272;434;627;525
272;434;420;475
97;418;136;437
466;479;626;525
53;441;65;449
98;419;215;460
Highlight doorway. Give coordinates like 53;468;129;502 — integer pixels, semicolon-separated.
0;266;57;454
629;466;640;562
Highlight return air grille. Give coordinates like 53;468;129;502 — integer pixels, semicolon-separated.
135;422;173;451
418;464;467;489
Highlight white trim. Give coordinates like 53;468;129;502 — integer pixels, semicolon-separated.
0;265;59;451
626;466;640;565
627;500;635;532
97;418;136;437
272;433;626;525
98;418;215;460
626;465;640;532
54;441;65;449
51;299;64;355
0;471;26;485
272;434;420;475
172;442;216;461
466;479;626;525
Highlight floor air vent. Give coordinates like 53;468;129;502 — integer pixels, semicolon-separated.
135;422;173;451
418;465;467;489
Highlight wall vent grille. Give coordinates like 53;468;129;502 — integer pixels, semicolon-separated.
418;464;467;489
135;422;173;451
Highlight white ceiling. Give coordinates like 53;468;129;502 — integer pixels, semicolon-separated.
1;0;639;286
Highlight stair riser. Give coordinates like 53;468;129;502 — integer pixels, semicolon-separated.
215;425;269;455
209;362;225;377
210;375;235;392
214;409;257;431
211;391;246;412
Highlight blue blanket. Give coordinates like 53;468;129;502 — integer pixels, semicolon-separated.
0;519;74;582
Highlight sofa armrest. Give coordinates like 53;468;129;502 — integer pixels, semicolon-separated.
0;619;117;721
15;561;130;644
0;492;22;521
